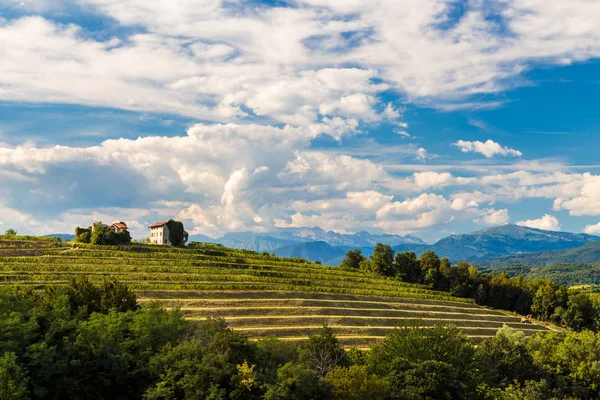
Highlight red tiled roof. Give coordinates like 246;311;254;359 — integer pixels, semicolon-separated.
149;221;168;228
112;222;128;229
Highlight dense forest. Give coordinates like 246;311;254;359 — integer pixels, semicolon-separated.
2;279;600;400
341;245;600;331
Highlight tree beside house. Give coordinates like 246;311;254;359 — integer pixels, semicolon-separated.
149;219;188;246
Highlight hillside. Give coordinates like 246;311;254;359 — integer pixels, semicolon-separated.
475;240;600;267
477;263;600;287
44;233;76;241
472;241;600;286
0;236;548;347
393;224;599;261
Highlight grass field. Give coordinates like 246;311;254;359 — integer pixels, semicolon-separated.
0;236;549;347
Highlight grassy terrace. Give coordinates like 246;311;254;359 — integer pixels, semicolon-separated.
0;237;548;347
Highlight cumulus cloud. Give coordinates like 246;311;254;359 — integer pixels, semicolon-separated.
3;0;600;239
584;222;600;235
454;140;522;158
474;209;510;226
516;214;561;231
3;0;600;123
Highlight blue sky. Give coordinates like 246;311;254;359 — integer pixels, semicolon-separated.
1;0;600;242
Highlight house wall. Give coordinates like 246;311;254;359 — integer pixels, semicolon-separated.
150;225;171;245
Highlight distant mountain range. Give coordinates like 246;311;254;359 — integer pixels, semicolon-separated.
473;240;600;268
391;224;599;261
186;224;600;265
189;227;424;254
47;224;600;268
44;233;76;241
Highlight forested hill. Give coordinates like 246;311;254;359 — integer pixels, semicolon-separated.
393;224;599;261
475;240;600;268
471;241;600;286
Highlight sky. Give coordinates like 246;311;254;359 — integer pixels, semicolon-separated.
1;0;600;243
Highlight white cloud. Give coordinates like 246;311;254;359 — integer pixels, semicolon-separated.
3;0;600;124
552;173;600;216
474;208;510;226
454;139;522;158
412;172;454;190
584;222;600;235
516;214;561;231
415;148;428;162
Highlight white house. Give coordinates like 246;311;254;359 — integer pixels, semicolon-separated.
149;221;170;245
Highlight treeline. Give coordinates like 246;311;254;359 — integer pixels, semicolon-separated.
480;262;600;287
2;281;600;399
342;245;600;331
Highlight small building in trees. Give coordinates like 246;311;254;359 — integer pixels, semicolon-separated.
149;221;171;245
110;222;128;233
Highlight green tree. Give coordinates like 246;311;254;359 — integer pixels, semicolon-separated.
369;243;395;277
446;261;476;298
146;319;255;400
0;352;29;400
395;252;420;283
4;229;17;236
388;359;464;400
476;326;538;388
325;365;388;400
100;279;139;313
419;251;444;288
369;322;477;392
499;380;554;400
340;249;365;270
561;292;594;330
76;231;91;243
301;325;346;377
531;280;567;321
264;362;332;400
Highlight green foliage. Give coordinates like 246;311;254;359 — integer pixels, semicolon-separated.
369;322;475;377
0;352;29;400
340;249;365;270
476;326;538;388
90;222;131;246
76;231;91;243
388;359;464;400
4;278;600;400
264;362;332;400
166;220;187;247
420;250;444;289
369;243;395;277
61;277;139;316
75;227;92;243
498;380;554;400
324;365;388;400
301;325;346;376
395;252;420;282
4;229;17;236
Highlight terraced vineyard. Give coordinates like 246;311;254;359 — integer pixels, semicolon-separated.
0;236;549;347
